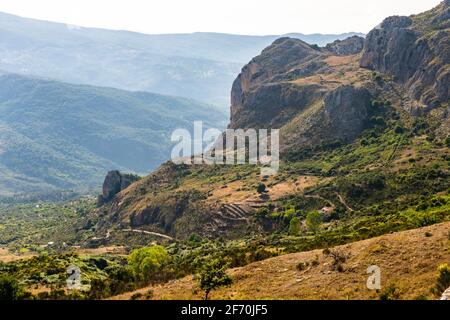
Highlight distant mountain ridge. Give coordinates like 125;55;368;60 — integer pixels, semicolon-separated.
0;11;363;109
0;73;226;195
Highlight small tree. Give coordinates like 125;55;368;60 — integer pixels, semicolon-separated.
187;232;203;246
256;183;266;194
128;245;170;283
306;211;322;233
324;248;350;272
198;259;232;300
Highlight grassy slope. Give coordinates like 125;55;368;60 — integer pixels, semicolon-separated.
112;221;450;300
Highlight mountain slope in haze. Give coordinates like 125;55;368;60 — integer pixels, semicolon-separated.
0;11;363;108
91;2;449;243
0;73;226;196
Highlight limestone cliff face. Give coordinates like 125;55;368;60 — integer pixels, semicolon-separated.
282;85;372;150
229;1;448;153
229;36;373;151
230;38;327;130
322;85;371;140
360;1;449;110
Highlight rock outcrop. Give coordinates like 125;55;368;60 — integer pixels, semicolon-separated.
96;170;140;206
360;1;449;110
230;37;327;130
441;287;450;300
325;36;365;56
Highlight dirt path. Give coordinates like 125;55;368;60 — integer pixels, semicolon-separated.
335;192;354;212
120;229;173;240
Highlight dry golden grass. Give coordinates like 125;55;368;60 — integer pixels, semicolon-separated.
0;247;36;263
291;54;371;89
206;175;323;204
111;222;450;300
75;245;127;256
324;54;359;67
0;246;126;263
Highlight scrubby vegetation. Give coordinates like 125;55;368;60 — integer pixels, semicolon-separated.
0;197;96;250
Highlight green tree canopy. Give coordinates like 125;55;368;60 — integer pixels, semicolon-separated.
0;275;22;300
128;245;170;282
198;259;232;300
306;211;322;233
257;183;267;194
288;216;301;235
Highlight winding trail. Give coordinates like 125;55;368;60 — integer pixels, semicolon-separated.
335;192;354;212
120;229;173;240
91;228;173;241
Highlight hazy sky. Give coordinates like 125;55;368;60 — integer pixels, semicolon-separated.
0;0;443;35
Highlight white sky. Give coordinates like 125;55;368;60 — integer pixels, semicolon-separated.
0;0;443;35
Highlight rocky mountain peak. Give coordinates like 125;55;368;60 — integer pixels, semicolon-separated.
380;16;413;29
325;35;365;56
91;2;449;243
244;37;323;86
230;37;327;130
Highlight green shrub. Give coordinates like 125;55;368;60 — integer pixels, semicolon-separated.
257;183;267;194
379;283;401;300
394;126;405;134
256;206;270;217
187;233;203;246
288;217;301;235
0;275;23;300
306;211;322;233
445;136;450;148
431;264;450;297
